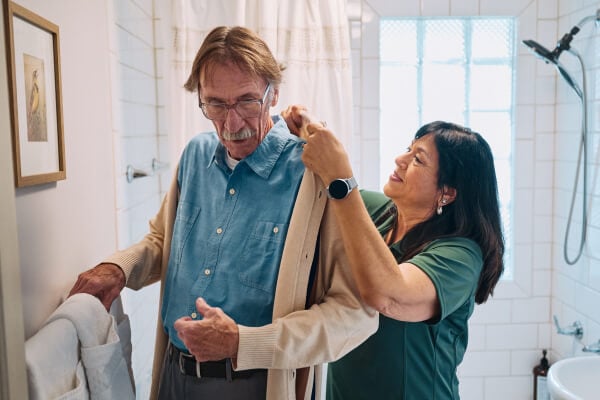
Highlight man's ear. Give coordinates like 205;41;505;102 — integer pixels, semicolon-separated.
270;88;279;107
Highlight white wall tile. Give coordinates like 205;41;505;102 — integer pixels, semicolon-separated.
468;324;486;350
480;0;533;15
538;0;559;19
361;60;380;108
457;377;484;400
360;138;381;190
533;270;552;296
516;57;536;104
471;299;512;324
459;351;511;376
575;284;600;321
512;298;550;323
534;215;553;242
535;104;555;132
514;140;535;188
533;243;552;270
534;160;554;188
364;0;420;16
421;0;450;16
516;105;535;139
361;108;380;139
537;19;559;48
450;0;479;16
486;324;539;349
484;376;531;400
536;133;554;160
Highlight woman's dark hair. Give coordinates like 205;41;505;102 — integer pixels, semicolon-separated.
395;121;505;304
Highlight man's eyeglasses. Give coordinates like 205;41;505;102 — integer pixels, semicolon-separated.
199;83;271;121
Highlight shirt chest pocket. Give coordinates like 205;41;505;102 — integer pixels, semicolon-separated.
171;201;202;265
238;220;288;293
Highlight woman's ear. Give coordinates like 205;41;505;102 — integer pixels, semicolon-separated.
442;186;457;204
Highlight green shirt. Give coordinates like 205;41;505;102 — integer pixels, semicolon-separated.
326;190;483;399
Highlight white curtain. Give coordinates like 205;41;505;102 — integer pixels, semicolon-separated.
167;0;353;161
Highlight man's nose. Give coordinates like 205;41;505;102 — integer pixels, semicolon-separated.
224;108;245;133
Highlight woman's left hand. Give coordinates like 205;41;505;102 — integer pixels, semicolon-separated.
302;123;354;185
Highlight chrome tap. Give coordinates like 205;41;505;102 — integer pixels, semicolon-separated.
553;315;584;340
582;339;600;353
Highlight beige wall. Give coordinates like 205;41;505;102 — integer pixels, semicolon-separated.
0;1;28;397
11;0;117;339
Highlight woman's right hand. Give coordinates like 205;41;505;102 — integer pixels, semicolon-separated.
302;123;354;186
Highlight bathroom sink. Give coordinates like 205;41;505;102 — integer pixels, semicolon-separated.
547;356;600;399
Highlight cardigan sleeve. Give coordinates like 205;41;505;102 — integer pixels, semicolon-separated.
102;167;180;290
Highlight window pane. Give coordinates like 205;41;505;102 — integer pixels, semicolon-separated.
380;19;417;63
422;64;466;123
470;65;513;109
472;19;513;59
423;20;465;62
470;111;512;159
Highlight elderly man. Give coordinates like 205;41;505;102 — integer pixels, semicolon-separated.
69;26;377;400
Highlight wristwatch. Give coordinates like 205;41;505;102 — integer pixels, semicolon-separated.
326;177;358;200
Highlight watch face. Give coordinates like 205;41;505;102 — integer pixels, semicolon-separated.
328;179;349;199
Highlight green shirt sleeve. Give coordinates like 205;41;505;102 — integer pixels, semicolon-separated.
408;237;483;322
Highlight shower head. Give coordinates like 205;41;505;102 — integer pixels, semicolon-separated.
522;39;557;64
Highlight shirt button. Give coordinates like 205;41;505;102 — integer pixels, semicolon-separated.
229;188;236;195
216;228;223;234
273;227;279;234
204;269;211;275
191;312;197;318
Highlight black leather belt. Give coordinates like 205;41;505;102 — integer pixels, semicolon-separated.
169;344;262;380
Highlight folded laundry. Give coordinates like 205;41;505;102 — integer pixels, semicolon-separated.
25;293;135;400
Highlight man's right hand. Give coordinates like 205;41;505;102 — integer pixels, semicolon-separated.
68;263;126;311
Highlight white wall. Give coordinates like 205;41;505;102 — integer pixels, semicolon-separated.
353;0;600;399
12;0;117;339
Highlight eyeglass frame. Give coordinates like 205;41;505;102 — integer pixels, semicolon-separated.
198;83;272;121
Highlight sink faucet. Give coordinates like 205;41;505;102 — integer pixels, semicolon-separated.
582;340;600;353
553;315;584;340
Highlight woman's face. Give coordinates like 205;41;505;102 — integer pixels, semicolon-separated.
383;133;442;217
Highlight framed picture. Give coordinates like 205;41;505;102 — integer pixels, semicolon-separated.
5;2;65;187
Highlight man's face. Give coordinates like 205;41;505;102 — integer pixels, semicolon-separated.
199;62;276;160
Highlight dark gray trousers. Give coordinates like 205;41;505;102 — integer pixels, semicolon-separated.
157;344;268;400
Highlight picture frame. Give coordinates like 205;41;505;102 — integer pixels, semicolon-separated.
5;2;65;187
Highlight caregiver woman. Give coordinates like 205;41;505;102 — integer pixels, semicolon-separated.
301;120;504;399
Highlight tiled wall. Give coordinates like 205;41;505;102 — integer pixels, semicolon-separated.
350;0;599;399
551;0;600;359
107;0;170;397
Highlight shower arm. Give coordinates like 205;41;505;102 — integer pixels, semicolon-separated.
552;9;600;59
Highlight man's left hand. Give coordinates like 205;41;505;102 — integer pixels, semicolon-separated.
174;297;239;362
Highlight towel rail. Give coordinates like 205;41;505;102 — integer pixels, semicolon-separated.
126;158;169;183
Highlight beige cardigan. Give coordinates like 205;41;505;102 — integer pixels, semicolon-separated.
105;168;378;400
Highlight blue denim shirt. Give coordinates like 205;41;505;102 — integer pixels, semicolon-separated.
162;117;305;351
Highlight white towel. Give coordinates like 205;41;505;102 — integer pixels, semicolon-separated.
26;293;135;400
25;318;89;400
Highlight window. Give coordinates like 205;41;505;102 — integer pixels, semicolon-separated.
380;17;516;278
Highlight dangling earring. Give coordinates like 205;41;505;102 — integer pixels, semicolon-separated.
437;198;447;216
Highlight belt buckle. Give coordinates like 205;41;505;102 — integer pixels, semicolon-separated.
177;350;201;378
